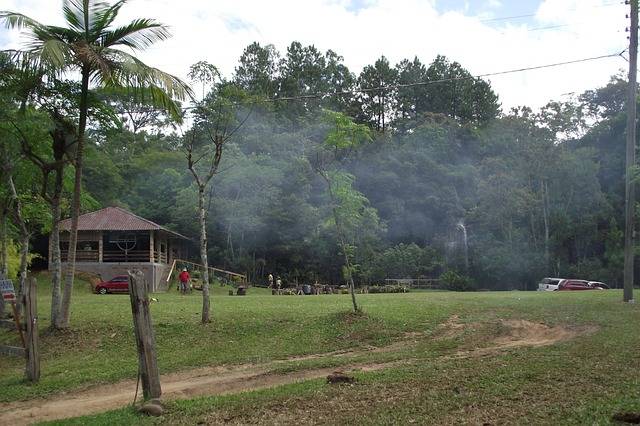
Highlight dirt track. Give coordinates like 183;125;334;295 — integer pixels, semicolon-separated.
0;319;594;425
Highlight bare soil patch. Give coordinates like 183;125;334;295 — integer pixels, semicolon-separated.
452;319;597;358
433;314;466;339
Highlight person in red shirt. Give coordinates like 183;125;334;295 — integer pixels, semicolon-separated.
178;268;190;294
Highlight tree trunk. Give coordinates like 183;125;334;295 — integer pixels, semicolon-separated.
323;174;358;312
198;187;211;324
0;210;7;276
541;180;550;274
60;68;90;328
50;168;63;329
7;174;30;316
16;229;29;317
0;211;7;318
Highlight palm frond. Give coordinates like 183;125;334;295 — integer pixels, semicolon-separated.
101;19;170;49
63;0;117;41
0;12;45;31
62;0;86;33
2;49;61;80
44;25;83;43
37;39;75;70
105;48;193;100
90;0;127;35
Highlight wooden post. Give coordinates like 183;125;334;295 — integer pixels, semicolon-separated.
24;277;39;382
128;270;161;400
149;231;155;263
98;231;103;263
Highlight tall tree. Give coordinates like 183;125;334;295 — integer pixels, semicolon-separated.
357;56;398;132
311;110;373;312
1;0;192;328
424;55;499;124
234;42;280;97
394;57;429;131
184;75;248;324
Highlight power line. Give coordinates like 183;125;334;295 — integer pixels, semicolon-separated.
480;1;623;23
235;50;627;105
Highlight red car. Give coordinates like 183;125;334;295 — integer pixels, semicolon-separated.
95;275;129;294
557;279;604;291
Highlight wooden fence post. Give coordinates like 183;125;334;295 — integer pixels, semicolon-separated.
24;276;39;382
128;269;161;400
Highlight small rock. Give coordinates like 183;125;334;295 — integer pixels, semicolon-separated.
327;371;355;384
139;402;164;416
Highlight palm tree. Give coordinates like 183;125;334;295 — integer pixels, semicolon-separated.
1;0;193;329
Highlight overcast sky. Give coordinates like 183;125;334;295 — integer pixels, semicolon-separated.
0;0;629;110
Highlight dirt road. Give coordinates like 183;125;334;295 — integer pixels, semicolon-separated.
0;319;592;425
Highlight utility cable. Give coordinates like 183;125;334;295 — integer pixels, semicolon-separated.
480;1;624;23
236;51;627;106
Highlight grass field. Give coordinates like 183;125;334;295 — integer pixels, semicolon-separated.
2;273;640;425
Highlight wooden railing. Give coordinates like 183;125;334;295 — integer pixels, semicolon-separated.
61;249;98;262
61;249;171;264
166;259;247;284
103;250;151;263
152;250;167;264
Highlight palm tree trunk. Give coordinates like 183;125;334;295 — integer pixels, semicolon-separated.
198;186;211;324
50;167;63;329
60;68;90;328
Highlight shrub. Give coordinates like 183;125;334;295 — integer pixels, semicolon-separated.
368;284;410;294
439;270;475;292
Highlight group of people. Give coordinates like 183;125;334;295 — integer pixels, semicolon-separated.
267;273;282;293
268;274;327;295
178;269;333;296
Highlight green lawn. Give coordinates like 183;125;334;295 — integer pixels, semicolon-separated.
2;273;640;424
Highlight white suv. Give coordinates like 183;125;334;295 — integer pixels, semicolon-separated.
538;277;566;291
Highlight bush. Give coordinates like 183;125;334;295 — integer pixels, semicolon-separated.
439;270;475;292
368;285;409;294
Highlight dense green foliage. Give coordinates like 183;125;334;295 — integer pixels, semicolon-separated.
1;37;633;290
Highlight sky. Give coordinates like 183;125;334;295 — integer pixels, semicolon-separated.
0;0;629;111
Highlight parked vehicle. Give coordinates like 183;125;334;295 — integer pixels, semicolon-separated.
95;275;129;294
587;281;610;290
538;278;565;291
538;278;609;291
557;280;603;291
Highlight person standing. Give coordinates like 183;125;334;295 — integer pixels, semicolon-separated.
268;273;274;288
276;276;282;295
178;268;190;295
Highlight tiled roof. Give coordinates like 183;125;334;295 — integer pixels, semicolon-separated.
59;207;188;239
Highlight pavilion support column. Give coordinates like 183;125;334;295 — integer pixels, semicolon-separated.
149;231;155;263
98;231;103;263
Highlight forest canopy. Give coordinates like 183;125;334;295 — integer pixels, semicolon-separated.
1;40;632;290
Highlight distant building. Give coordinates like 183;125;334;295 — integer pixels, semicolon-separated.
51;206;189;291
